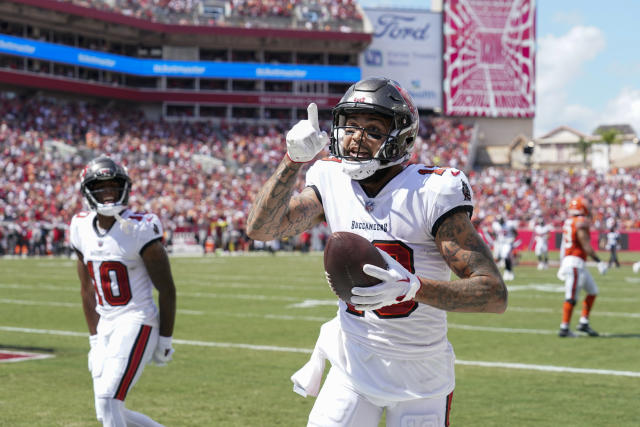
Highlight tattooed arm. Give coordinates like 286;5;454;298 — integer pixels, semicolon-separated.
413;211;508;313
246;156;325;241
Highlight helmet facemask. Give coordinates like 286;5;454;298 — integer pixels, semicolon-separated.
329;77;419;180
80;157;132;217
83;178;131;217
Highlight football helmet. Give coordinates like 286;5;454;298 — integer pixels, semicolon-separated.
80;156;131;216
330;77;419;180
568;197;589;216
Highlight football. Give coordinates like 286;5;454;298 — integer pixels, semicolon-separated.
323;231;388;304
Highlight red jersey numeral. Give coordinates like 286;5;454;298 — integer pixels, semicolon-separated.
87;260;132;306
346;241;418;319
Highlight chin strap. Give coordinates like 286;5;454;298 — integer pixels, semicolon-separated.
114;211;133;234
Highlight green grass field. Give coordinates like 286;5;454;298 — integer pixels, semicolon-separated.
1;251;639;426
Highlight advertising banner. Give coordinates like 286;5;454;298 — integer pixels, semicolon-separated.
360;9;442;109
0;34;360;82
443;0;536;117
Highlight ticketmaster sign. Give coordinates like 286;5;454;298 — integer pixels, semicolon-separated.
360;9;442;109
0;34;360;82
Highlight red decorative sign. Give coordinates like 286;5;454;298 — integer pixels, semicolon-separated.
443;0;536;117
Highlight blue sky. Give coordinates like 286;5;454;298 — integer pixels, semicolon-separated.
359;0;640;138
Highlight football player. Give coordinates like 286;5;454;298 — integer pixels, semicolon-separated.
247;77;507;426
557;197;606;337
532;217;552;270
70;156;176;426
491;215;519;280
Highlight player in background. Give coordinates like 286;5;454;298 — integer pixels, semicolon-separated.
247;77;507;427
605;222;621;269
70;156;176;426
532;217;552;270
491;216;519;280
557;196;607;337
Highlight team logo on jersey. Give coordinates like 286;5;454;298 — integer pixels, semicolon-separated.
365;200;375;212
153;224;160;235
461;181;472;201
98;240;103;247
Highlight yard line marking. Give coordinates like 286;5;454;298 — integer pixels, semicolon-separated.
174;339;312;354
1;295;639;321
455;360;640;377
2;325;639;378
448;323;554;334
0;298;78;308
506;306;640;318
0;299;202;315
0;326;86;337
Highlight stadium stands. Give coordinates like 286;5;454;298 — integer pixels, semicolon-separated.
1;92;640;257
55;0;364;29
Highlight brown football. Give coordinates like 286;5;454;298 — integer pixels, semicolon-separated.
323;231;388;304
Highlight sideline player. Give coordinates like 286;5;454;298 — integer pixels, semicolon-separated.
247;77;507;426
492;216;519;280
70;156;176;426
557;197;606;337
532;217;552;269
605;224;621;269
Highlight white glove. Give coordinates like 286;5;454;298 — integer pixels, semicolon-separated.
88;334;99;374
351;249;421;311
153;335;174;366
286;103;329;163
597;261;608;275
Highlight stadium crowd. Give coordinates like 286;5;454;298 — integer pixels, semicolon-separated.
1;94;640;256
58;0;363;27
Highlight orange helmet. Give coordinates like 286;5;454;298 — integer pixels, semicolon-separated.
568;197;590;216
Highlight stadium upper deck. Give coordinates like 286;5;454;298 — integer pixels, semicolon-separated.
0;0;371;121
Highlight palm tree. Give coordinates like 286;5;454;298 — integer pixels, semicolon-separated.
574;137;591;166
595;128;621;170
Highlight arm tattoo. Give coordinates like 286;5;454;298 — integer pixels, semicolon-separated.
247;158;322;239
415;212;507;313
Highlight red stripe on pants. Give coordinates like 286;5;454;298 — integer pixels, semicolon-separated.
445;391;454;426
115;325;152;401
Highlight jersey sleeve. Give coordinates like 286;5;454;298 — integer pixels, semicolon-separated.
134;213;164;255
305;159;334;206
69;214;82;254
424;168;474;237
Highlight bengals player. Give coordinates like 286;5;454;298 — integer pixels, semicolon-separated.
557;197;606;337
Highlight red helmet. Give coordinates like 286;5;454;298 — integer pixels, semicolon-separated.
568;197;589;216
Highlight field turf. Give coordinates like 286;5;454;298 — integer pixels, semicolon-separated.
0;251;639;426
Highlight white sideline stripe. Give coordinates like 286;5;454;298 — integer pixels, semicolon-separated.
2;325;639;378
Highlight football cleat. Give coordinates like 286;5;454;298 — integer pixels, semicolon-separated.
576;323;599;337
558;328;576;338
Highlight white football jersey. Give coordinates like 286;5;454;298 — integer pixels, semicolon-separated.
534;223;552;246
307;160;474;359
70;209;163;325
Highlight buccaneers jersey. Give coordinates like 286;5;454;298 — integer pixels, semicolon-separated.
307;160;473;355
561;216;588;260
70;209;163;324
